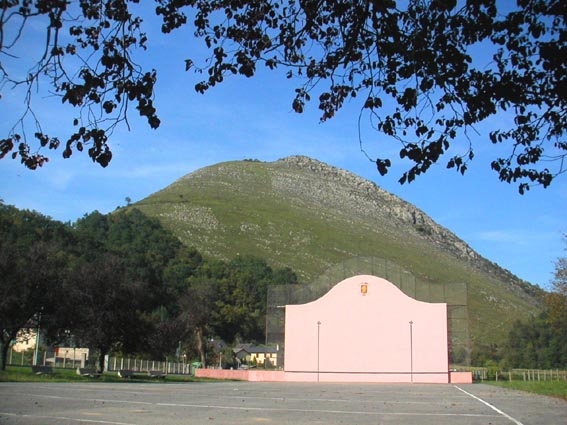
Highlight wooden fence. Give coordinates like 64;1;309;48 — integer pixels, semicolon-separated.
105;356;192;375
470;367;567;382
9;348;564;380
7;349;193;375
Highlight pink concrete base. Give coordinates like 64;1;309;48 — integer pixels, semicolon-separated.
195;369;466;384
449;371;473;384
283;372;449;383
196;369;286;382
196;369;251;381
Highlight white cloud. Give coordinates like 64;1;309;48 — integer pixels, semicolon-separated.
476;230;525;244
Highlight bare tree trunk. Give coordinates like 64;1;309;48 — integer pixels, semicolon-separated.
97;346;107;373
0;339;8;371
0;330;18;371
195;327;205;366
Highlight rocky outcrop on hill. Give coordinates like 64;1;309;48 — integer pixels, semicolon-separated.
274;156;542;300
277;155;475;256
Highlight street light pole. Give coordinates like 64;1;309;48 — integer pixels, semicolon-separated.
34;312;42;366
317;321;321;383
409;321;414;383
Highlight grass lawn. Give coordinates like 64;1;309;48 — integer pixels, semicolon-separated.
0;366;203;383
487;380;567;400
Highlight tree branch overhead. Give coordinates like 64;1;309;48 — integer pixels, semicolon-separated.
1;0;565;192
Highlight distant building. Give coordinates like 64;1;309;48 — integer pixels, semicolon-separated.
11;329;89;362
54;346;90;362
233;344;280;367
11;329;37;352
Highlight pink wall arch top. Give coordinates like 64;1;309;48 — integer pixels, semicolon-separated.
284;275;450;383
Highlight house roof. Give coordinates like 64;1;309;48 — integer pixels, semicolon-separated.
233;344;279;355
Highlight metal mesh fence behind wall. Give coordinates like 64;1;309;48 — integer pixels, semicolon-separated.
266;256;470;367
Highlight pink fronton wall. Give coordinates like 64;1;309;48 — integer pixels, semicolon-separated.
195;275;473;384
284;275;450;383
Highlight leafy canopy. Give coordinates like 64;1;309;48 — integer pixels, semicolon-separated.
1;0;565;193
0;204;73;370
0;203;300;367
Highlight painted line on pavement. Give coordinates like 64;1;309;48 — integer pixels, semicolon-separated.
0;412;136;425
156;402;498;418
454;385;524;425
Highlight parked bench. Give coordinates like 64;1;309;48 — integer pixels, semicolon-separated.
118;369;134;379
76;367;100;378
31;365;53;375
148;370;165;379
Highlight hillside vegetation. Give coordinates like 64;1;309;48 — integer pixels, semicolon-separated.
133;156;544;353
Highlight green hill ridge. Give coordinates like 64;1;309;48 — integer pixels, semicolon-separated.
133;155;544;356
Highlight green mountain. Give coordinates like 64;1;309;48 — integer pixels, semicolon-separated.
133;155;544;356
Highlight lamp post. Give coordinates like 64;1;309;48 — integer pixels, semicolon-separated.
33;311;42;366
409;321;414;383
317;321;321;383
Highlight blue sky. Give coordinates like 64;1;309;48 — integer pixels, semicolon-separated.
1;5;565;289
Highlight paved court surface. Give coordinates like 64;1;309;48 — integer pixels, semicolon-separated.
1;381;566;424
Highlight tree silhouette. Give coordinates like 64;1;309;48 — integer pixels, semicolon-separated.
1;1;565;192
0;205;71;370
65;254;153;372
